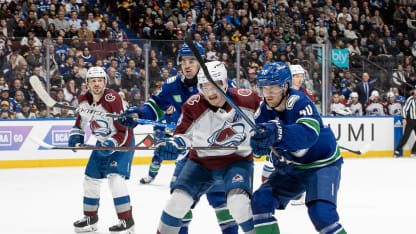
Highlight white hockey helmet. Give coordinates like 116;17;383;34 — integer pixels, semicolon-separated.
289;64;306;75
197;61;228;93
371;90;379;98
86;66;107;83
350;92;359;98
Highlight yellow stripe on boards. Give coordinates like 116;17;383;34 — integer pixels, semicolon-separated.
0;151;405;169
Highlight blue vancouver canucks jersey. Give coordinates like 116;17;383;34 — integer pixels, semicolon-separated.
140;74;236;124
255;88;343;169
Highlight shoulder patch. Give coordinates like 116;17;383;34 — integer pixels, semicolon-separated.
166;76;177;84
286;95;300;110
237;89;252;96
187;94;201;105
105;93;116;102
254;107;261;119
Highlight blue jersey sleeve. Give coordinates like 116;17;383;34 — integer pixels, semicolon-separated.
139;76;180;121
278;94;322;152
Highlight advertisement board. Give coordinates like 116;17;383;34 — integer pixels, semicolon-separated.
0;116;411;168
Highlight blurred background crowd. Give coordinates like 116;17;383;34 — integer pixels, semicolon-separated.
0;0;416;119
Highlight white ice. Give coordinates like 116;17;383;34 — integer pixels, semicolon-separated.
1;158;415;234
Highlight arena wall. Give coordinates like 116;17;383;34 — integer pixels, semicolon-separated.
0;116;411;168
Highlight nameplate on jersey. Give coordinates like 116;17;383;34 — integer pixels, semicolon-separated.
286;95;300;110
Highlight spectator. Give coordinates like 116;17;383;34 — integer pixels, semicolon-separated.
77;21;94;42
96;22;111;42
78;47;95;68
15;102;36;119
63;79;78;106
54;11;70;32
110;21;127;42
68;11;81;30
121;66;140;93
128;87;144;107
39;12;54;32
0;100;14;119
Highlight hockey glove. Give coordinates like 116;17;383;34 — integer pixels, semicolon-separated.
250;120;283;157
68;126;85;152
96;139;116;157
117;107;144;129
271;150;293;175
155;137;186;161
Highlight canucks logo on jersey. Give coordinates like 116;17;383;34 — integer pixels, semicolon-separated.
90;119;111;138
207;121;246;147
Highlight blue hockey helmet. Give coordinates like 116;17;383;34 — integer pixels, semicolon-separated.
178;42;205;61
257;62;292;90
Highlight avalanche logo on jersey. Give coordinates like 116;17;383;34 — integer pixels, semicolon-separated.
232;174;244;183
207;121;246;147
90;119;111;137
105;93;116;102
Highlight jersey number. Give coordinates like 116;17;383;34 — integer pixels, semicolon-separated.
299;105;313;116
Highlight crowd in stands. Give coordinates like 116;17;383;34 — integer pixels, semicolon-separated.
1;0;416;119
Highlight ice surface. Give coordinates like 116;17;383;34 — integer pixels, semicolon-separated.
1;158;415;234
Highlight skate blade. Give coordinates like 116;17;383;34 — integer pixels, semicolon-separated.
110;226;135;234
74;223;98;233
291;202;305;206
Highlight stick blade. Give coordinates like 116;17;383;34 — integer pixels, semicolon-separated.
29;136;55;149
29;75;57;107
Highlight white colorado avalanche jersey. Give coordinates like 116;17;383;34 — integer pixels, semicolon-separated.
75;89;133;146
174;88;261;170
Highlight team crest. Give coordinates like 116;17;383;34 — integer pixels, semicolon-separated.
109;161;117;167
237;89;252;96
286;95;299;110
232;174;244;183
105;93;116;102
207;121;246;146
90;119;111;137
187;94;200;105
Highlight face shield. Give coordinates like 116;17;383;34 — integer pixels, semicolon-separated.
258;84;283;97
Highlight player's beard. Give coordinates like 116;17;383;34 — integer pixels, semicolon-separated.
89;85;105;96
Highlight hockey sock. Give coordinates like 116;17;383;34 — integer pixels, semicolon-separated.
178;210;192;234
227;188;255;234
158;189;194;233
253;213;280;234
83;175;102;216
107;173;132;219
149;156;162;177
308;200;345;234
214;207;238;234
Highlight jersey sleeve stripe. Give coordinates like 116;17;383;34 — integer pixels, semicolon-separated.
145;98;165;121
296;117;320;136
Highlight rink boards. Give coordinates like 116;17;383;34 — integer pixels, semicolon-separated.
0;116;411;168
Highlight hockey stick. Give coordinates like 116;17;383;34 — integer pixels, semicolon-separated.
185;40;290;163
339;144;371;155
29;136;250;151
29;75;176;129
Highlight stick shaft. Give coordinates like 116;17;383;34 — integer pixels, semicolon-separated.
46;145;249;151
339;146;361;155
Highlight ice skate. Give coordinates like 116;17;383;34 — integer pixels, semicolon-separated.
291;194;305;206
139;175;155;184
73;215;98;233
394;150;401;158
109;216;135;234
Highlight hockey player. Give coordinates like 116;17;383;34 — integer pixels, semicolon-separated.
69;67;135;233
261;64;313;205
155;61;259;234
365;90;385;116
346;92;363;116
330;93;351;116
384;91;402;116
290;64;314;102
249;62;346;234
118;47;239;233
